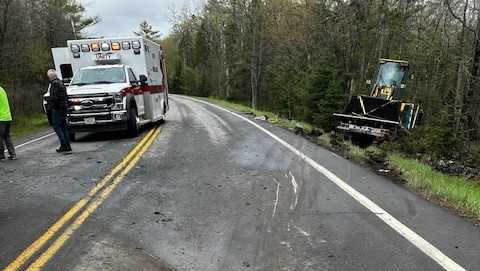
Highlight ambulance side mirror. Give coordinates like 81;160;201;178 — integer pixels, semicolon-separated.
139;74;148;86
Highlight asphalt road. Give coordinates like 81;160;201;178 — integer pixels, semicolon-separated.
1;95;479;271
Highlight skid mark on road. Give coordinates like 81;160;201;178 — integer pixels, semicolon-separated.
293;225;311;237
174;98;231;145
272;178;280;219
182;95;467;271
288;171;299;211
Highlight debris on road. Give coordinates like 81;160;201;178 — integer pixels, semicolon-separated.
161;218;173;223
432;159;480;179
254;115;269;121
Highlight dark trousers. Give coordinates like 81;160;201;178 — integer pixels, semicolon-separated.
0;121;15;157
51;110;71;147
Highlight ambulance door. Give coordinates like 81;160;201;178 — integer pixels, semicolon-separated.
51;48;73;81
127;68;145;116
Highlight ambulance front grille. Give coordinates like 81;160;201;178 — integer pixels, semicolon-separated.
68;94;114;113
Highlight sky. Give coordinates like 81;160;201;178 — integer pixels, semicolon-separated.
78;0;205;38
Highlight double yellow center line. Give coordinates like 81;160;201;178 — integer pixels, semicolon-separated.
4;127;161;271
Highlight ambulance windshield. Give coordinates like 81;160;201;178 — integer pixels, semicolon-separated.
71;67;126;86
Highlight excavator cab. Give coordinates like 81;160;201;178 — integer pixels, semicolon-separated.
333;59;420;139
370;59;410;100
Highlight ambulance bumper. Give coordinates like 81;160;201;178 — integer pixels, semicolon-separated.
67;111;128;132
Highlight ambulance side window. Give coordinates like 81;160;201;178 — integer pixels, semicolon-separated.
128;69;137;83
60;64;73;79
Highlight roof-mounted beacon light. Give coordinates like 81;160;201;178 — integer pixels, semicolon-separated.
122;41;131;50
132;41;141;55
81;44;90;52
70;44;80;53
132;41;141;49
111;42;121;50
101;42;110;51
91;43;100;52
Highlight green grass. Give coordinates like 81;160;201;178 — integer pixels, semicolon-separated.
317;133;332;147
11;113;49;139
389;153;480;218
345;141;368;162
365;145;384;156
277;119;313;133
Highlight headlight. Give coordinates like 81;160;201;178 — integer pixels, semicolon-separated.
114;94;123;103
112;94;124;110
112;112;125;120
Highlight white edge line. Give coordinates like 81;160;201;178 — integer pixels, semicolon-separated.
15;133;55;149
182;95;466;271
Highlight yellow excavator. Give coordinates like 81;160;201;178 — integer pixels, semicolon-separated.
334;59;421;139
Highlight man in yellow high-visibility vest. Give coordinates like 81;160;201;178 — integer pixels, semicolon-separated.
0;85;16;161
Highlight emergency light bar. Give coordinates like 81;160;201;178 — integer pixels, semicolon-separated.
69;40;143;56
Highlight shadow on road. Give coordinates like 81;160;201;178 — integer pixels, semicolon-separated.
73;122;163;143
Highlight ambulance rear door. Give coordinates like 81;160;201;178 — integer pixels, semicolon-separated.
51;47;73;81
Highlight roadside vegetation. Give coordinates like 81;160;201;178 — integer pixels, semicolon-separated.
389;154;480;218
0;0;96;118
164;0;480;173
201;96;480;221
11;114;49;139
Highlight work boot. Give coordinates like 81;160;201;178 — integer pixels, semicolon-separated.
0;156;5;162
62;145;73;155
56;146;64;153
8;154;17;160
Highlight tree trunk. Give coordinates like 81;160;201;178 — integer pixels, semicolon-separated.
250;0;262;110
0;0;12;64
469;11;480;140
452;0;468;135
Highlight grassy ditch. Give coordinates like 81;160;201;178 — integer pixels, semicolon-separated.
389;154;480;218
200;96;480;221
11;113;49;139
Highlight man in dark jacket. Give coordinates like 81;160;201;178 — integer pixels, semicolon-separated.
46;69;72;153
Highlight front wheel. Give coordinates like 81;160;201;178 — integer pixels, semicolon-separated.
158;102;167;124
127;107;139;137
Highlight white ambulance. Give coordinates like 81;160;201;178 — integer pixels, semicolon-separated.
48;37;169;140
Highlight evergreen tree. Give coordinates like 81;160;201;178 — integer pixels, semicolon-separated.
134;21;162;42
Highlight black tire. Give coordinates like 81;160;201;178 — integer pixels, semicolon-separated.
68;132;76;142
127;107;139;137
158;102;167;124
